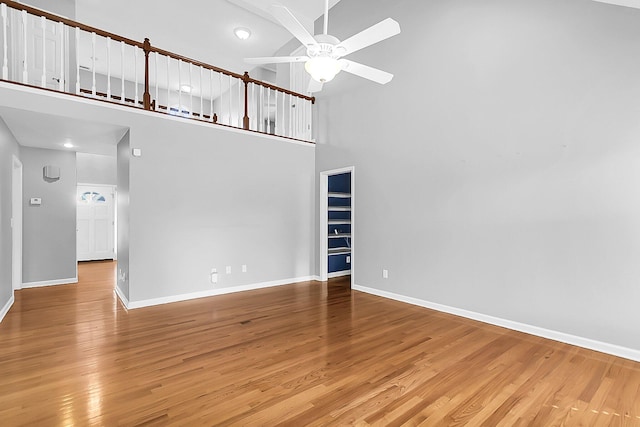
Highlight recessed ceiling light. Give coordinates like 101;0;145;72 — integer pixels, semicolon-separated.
180;85;192;93
63;142;73;148
234;27;251;40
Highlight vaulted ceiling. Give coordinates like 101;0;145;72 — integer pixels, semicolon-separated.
74;0;341;75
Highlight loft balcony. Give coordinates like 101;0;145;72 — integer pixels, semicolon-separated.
0;1;315;143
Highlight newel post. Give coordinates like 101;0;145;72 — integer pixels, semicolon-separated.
143;38;151;110
242;71;250;130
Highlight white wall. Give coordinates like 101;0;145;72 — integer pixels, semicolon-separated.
316;0;640;354
0;117;20;316
76;152;116;185
21;147;77;285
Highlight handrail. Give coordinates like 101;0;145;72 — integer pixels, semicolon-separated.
0;0;315;141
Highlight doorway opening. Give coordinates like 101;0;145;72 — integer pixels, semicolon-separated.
320;167;354;285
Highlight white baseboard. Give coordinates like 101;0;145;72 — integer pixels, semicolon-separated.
126;276;320;310
328;270;351;279
0;294;15;323
22;277;78;289
353;283;640;363
114;286;129;310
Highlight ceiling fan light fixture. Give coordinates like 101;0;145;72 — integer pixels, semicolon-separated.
305;56;341;83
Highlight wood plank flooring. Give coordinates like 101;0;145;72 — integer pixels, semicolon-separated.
1;261;639;426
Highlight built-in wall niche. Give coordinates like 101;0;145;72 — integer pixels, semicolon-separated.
327;172;351;276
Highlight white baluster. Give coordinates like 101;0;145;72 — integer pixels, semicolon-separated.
288;94;292;138
304;99;308;140
178;59;182;114
166;55;170;112
199;66;203;120
134;47;139;105
106;36;111;100
228;75;232;125
91;32;96;95
58;22;64;91
251;83;256;131
274;91;278;136
294;97;298;138
238;77;242;127
209;69;214;122
40;16;46;88
218;72;222;122
120;41;125;103
154;52;158;108
309;100;313;140
189;62;193;117
259;86;264;132
22;10;27;84
1;3;7;80
75;27;80;94
281;91;285;136
267;88;271;134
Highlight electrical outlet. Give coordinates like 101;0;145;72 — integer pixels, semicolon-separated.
211;268;218;284
226;266;232;274
346;256;351;264
383;269;388;279
242;265;247;273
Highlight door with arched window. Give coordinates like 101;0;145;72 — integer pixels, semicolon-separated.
77;185;115;261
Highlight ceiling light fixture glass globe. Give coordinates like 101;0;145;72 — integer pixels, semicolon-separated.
304;56;342;83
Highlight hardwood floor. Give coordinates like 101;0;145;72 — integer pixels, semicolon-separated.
1;261;639;426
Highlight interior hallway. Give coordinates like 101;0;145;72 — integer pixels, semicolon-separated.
0;261;639;425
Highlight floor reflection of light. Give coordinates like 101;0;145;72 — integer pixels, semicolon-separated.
60;393;75;427
87;373;104;421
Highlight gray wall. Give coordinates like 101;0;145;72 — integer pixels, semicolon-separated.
76;152;116;185
316;0;640;351
21;147;76;284
18;0;75;18
126;116;315;302
0;118;20;311
116;131;130;300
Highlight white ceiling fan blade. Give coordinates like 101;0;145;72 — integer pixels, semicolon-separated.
336;18;401;57
340;59;393;84
269;5;319;49
245;56;309;64
307;78;324;93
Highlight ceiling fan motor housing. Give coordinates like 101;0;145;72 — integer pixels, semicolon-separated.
307;34;346;59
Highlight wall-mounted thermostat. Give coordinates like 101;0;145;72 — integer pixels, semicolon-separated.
30;198;42;206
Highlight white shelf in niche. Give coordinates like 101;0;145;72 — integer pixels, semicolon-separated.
328;248;351;255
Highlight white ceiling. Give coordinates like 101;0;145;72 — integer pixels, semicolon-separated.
0;107;129;156
4;0;340;154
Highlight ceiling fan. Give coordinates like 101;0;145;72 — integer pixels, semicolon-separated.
245;0;401;92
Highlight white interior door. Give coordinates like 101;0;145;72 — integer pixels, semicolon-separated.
12;10;64;89
77;185;115;261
